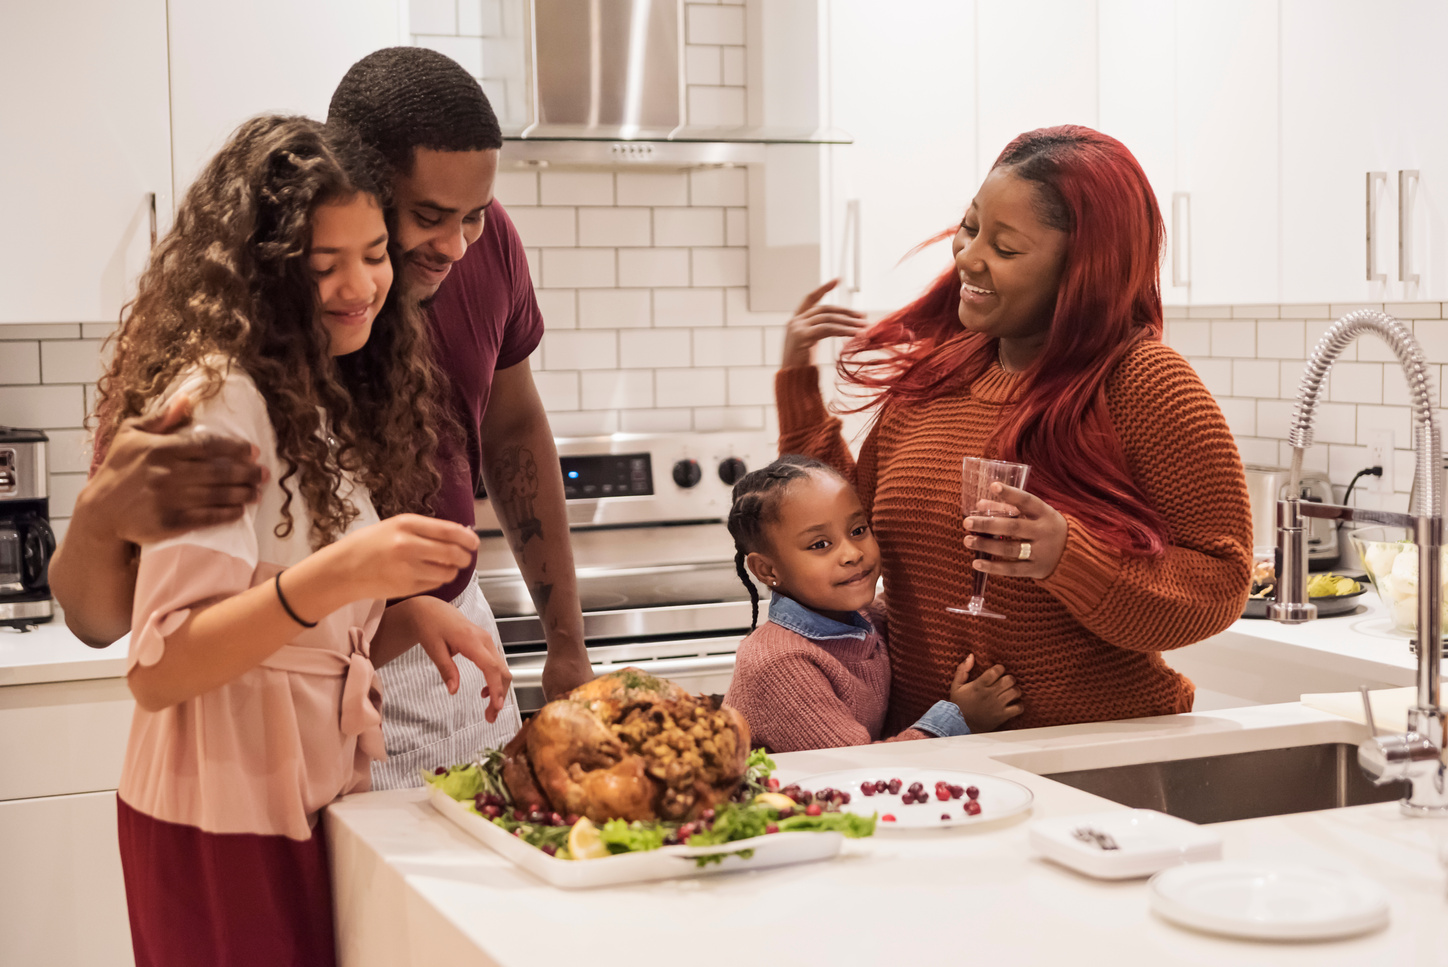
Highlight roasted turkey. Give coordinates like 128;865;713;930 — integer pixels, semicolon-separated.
501;668;751;823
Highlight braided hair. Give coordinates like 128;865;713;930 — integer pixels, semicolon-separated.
726;455;843;630
328;47;502;174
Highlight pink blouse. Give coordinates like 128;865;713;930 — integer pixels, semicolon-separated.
118;364;385;841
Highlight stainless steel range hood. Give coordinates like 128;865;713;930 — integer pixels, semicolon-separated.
505;0;848;165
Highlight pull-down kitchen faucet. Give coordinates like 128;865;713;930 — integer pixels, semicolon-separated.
1270;309;1447;815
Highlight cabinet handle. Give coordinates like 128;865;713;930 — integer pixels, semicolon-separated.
838;199;861;294
147;192;157;250
1366;171;1387;283
1399;169;1420;286
1171;192;1190;287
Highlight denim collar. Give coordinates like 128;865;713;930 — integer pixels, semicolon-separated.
767;592;871;642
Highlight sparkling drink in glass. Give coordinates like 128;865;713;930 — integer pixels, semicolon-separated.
947;456;1030;619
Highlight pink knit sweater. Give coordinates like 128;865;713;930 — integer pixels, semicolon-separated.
725;616;929;754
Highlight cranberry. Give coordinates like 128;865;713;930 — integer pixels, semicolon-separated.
949;785;964;799
528;810;548;824
541;844;557;856
874;780;888;794
765;824;780;835
766;777;780;791
513;809;527;821
678;823;696;840
702;807;716;821
907;782;924;795
797;789;814;804
941;813;952;821
474;794;487;809
935;787;950;801
548;812;565;826
882;814;897;822
565;814;580;826
840;792;851;805
483;804;502;819
886;778;903;795
964;800;982;816
433;766;448;776
966;785;980;800
805;803;823;817
778;807;794;819
861;784;876;797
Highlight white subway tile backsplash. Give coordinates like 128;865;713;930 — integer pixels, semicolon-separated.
692;327;763;367
726;287;790;328
541;248;616;288
1281;304;1332;319
1355;404;1411;446
691;248;747;286
1282;442;1329;474
654;288;725;328
542;331;617;371
1313;401;1358;445
1235;437;1279;467
1231;359;1278;398
1256;399;1296;441
81;323;116;339
619;329;691;368
48;472;85;519
579;289;652;329
578;208;652;247
1329;303;1384;318
657;368;726;407
0;324;81;339
508;207;577;248
721;46;746;86
411;0;458;37
459;0;504;36
548;410;620;436
1255;320;1305;359
725;208;748;247
619;248;691;287
1356;334;1399;363
1215;397;1256;437
1325;362;1382;404
1387;302;1442;319
1165;320;1210;356
690;167;748;207
685;45;722;86
1413;319;1448;363
525;247;541;289
0;342;40;383
726;366;774;405
533;371;580;411
416;35;484;77
1188;305;1230;319
1186;357;1232;397
620;408;694;433
535;288;577;329
1230;305;1280;319
616;172;690;207
0;385;85;428
687;87;747;127
1305;321;1355;359
540;172;614;206
686;4;745;44
40;339;107;385
496;172;539;206
654;208;725;247
1209;320;1255;358
581;370;653;410
692;405;763;431
43;428;91;474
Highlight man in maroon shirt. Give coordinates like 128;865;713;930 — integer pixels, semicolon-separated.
49;48;592;785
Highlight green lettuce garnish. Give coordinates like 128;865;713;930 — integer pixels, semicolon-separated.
422;763;486;801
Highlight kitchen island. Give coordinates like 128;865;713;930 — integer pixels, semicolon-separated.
325;702;1448;967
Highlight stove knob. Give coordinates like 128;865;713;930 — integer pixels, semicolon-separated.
672;458;703;488
718;457;748;486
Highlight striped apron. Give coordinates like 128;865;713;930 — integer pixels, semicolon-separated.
370;572;523;790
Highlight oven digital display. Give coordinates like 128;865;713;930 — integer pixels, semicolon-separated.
560;453;653;499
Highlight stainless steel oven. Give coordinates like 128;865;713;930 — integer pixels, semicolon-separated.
474;431;773;712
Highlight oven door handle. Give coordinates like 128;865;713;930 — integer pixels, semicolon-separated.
509;653;739;692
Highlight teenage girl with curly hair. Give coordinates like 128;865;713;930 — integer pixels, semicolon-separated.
99;115;506;967
776;125;1253;737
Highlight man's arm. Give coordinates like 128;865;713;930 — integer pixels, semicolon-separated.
477;360;592;699
49;395;264;647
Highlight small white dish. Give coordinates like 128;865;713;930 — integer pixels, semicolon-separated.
790;768;1033;829
1029;809;1222;880
1148;861;1391;940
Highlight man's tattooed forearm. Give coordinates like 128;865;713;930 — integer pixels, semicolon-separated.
530;581;554;617
494;445;544;551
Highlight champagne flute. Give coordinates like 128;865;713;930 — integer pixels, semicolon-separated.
947;456;1030;619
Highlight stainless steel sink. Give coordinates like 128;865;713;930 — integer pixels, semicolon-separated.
1040;743;1409;824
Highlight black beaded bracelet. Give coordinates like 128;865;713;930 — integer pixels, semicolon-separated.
274;571;317;628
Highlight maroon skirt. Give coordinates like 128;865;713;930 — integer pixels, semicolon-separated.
116;797;337;967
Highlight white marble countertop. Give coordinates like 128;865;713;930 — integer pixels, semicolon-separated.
0;611;128;687
325;703;1448;967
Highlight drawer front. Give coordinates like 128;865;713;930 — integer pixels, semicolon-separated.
0;677;134;800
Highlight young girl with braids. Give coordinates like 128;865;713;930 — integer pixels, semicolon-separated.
723;456;1022;753
97;116;509;967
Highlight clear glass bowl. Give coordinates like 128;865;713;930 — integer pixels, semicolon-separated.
1348;525;1448;636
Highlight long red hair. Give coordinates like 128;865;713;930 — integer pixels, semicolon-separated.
839;125;1170;556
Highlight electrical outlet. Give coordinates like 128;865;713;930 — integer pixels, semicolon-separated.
1366;429;1394;495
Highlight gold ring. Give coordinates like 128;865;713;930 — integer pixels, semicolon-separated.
1018;542;1032;561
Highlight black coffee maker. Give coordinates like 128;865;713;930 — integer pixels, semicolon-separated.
1;427;56;630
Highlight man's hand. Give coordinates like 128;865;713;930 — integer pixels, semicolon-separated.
541;648;594;701
378;596;512;723
90;393;266;544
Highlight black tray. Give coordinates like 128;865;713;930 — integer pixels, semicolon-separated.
1241;586;1368;619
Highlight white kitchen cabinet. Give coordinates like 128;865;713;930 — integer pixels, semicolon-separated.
1281;0;1448;304
167;0;406;198
0;0;172;325
823;0;976;312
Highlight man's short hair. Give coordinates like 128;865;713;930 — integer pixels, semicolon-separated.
329;46;503;172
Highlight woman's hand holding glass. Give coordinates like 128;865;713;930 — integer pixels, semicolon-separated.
965;481;1069;582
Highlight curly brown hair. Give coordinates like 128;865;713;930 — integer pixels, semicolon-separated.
94;115;449;546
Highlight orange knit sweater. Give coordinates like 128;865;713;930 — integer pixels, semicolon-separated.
776;339;1253;734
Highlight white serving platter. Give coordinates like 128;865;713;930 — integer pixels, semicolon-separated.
427;785;846;889
791;768;1033;830
1148;861;1391;940
1029;809;1223;880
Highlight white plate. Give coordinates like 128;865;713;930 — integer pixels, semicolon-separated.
1149;862;1391;940
1029;809;1222;880
790;768;1033;829
427;785;845;889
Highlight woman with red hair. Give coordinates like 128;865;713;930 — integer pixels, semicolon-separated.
777;125;1252;734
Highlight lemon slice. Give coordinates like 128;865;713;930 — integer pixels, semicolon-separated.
753;792;797;811
566;817;609;860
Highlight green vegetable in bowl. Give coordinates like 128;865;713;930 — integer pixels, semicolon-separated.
1306;573;1361;597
